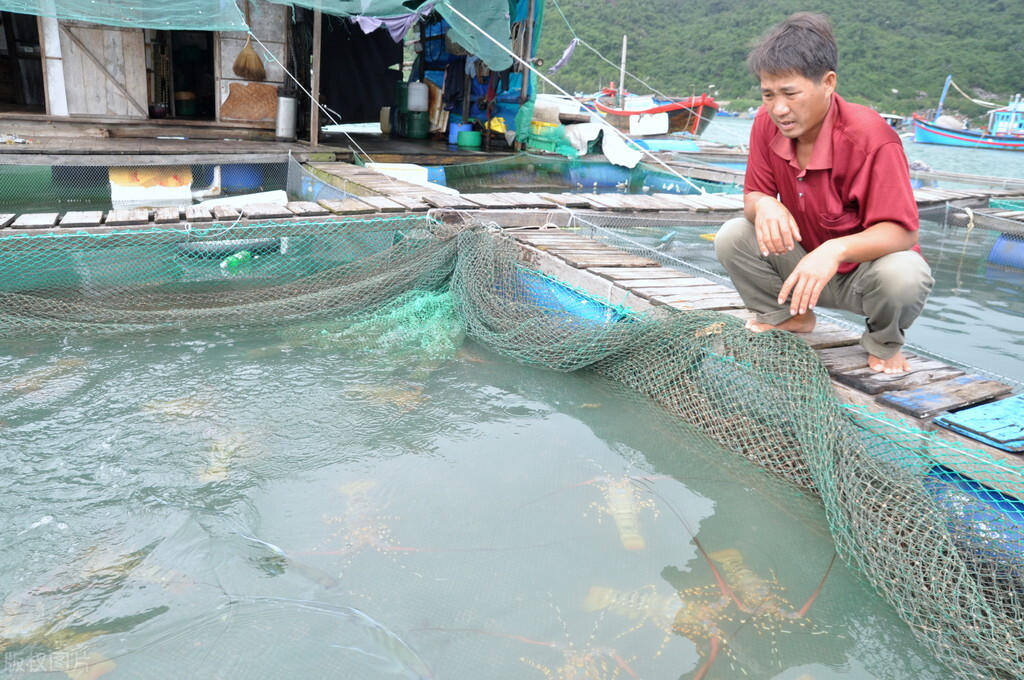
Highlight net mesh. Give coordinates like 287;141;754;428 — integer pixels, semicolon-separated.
0;0;247;31
2;213;1023;679
439;152;742;195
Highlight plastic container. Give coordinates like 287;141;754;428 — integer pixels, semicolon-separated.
394;81;409;113
275;92;297;141
220;250;253;273
988;233;1024;270
530;120;558;135
407;81;429;112
448;122;472;144
174;91;197;116
456;130;482;148
380;106;391;134
406;111;429;139
221;164;264;192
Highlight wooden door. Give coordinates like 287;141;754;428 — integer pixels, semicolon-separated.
58;22;147;118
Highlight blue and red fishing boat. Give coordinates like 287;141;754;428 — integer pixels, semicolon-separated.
912;75;1024;151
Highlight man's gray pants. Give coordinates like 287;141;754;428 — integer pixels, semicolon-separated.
715;217;934;360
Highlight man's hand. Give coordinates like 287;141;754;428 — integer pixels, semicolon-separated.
750;194;801;256
777;242;843;315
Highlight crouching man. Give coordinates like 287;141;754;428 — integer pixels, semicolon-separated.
715;12;933;374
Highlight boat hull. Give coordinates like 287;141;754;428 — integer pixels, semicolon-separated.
593;94;718;137
912;118;1024;151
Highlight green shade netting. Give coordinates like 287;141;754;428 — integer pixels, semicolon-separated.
0;0;247;31
0;0;513;70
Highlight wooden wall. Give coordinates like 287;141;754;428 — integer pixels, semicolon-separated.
217;0;289;125
57;22;148;118
43;0;289;126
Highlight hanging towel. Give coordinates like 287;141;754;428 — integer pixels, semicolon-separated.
549;38;579;73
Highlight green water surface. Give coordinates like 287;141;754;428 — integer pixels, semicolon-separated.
0;323;947;679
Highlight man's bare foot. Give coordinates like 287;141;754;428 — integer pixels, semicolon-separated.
745;311;817;334
869;352;910;374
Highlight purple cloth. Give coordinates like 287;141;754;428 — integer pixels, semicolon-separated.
548;38;579;73
352;4;434;43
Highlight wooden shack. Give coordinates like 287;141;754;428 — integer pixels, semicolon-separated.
1;1;290;138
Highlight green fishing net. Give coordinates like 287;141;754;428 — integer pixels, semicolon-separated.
1;213;1022;679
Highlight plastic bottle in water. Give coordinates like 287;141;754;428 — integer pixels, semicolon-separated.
220;250;253;272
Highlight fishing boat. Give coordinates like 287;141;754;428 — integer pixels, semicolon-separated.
590;89;719;137
579;35;718;138
912;75;1024;151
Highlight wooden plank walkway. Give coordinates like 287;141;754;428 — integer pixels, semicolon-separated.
510;226;1022;484
2;160;1021;231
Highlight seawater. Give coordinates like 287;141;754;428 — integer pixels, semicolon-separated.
0;325;947;679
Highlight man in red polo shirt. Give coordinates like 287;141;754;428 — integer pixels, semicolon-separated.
715;12;933;374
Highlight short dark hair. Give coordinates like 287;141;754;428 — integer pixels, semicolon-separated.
747;12;838;82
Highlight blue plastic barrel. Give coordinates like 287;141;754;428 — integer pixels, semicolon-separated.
222;164;265;193
924;464;1024;565
448;123;472;145
987;233;1024;270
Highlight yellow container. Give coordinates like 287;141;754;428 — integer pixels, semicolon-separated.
530;120;558;135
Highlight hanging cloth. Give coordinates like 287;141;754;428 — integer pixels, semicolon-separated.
351;3;434;42
548;37;579;73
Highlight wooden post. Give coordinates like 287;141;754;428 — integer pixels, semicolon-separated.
520;0;536;103
310;9;322;147
461;70;472;121
618;35;627;109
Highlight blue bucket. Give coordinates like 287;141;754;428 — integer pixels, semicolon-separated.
448;123;472;145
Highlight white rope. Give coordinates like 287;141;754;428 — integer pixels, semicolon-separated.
247;31;398;186
949;79;1000;109
440;3;706;194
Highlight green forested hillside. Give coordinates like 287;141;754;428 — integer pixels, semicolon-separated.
535;0;1024;120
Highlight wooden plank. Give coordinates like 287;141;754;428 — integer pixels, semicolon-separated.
384;195;430;211
457;193;503;208
210;206;241;222
653;293;745;310
796;323;862;350
608;277;703;288
319;198;375;215
577;194;616;211
538;192;593;209
558;251;660;269
12;213;60;229
834;355;966;395
512;233;592;244
153;207;182;224
351;195;405;213
590;194;634;212
420;194;480;210
877;375;1013;420
104;209;150;226
588;266;685;280
693;194;744;210
184;205;213;222
286;200;330;217
650;193;710;211
934;394;1024;452
632;283;731;300
503;193;553;208
243;203;296;219
59;211;105;228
